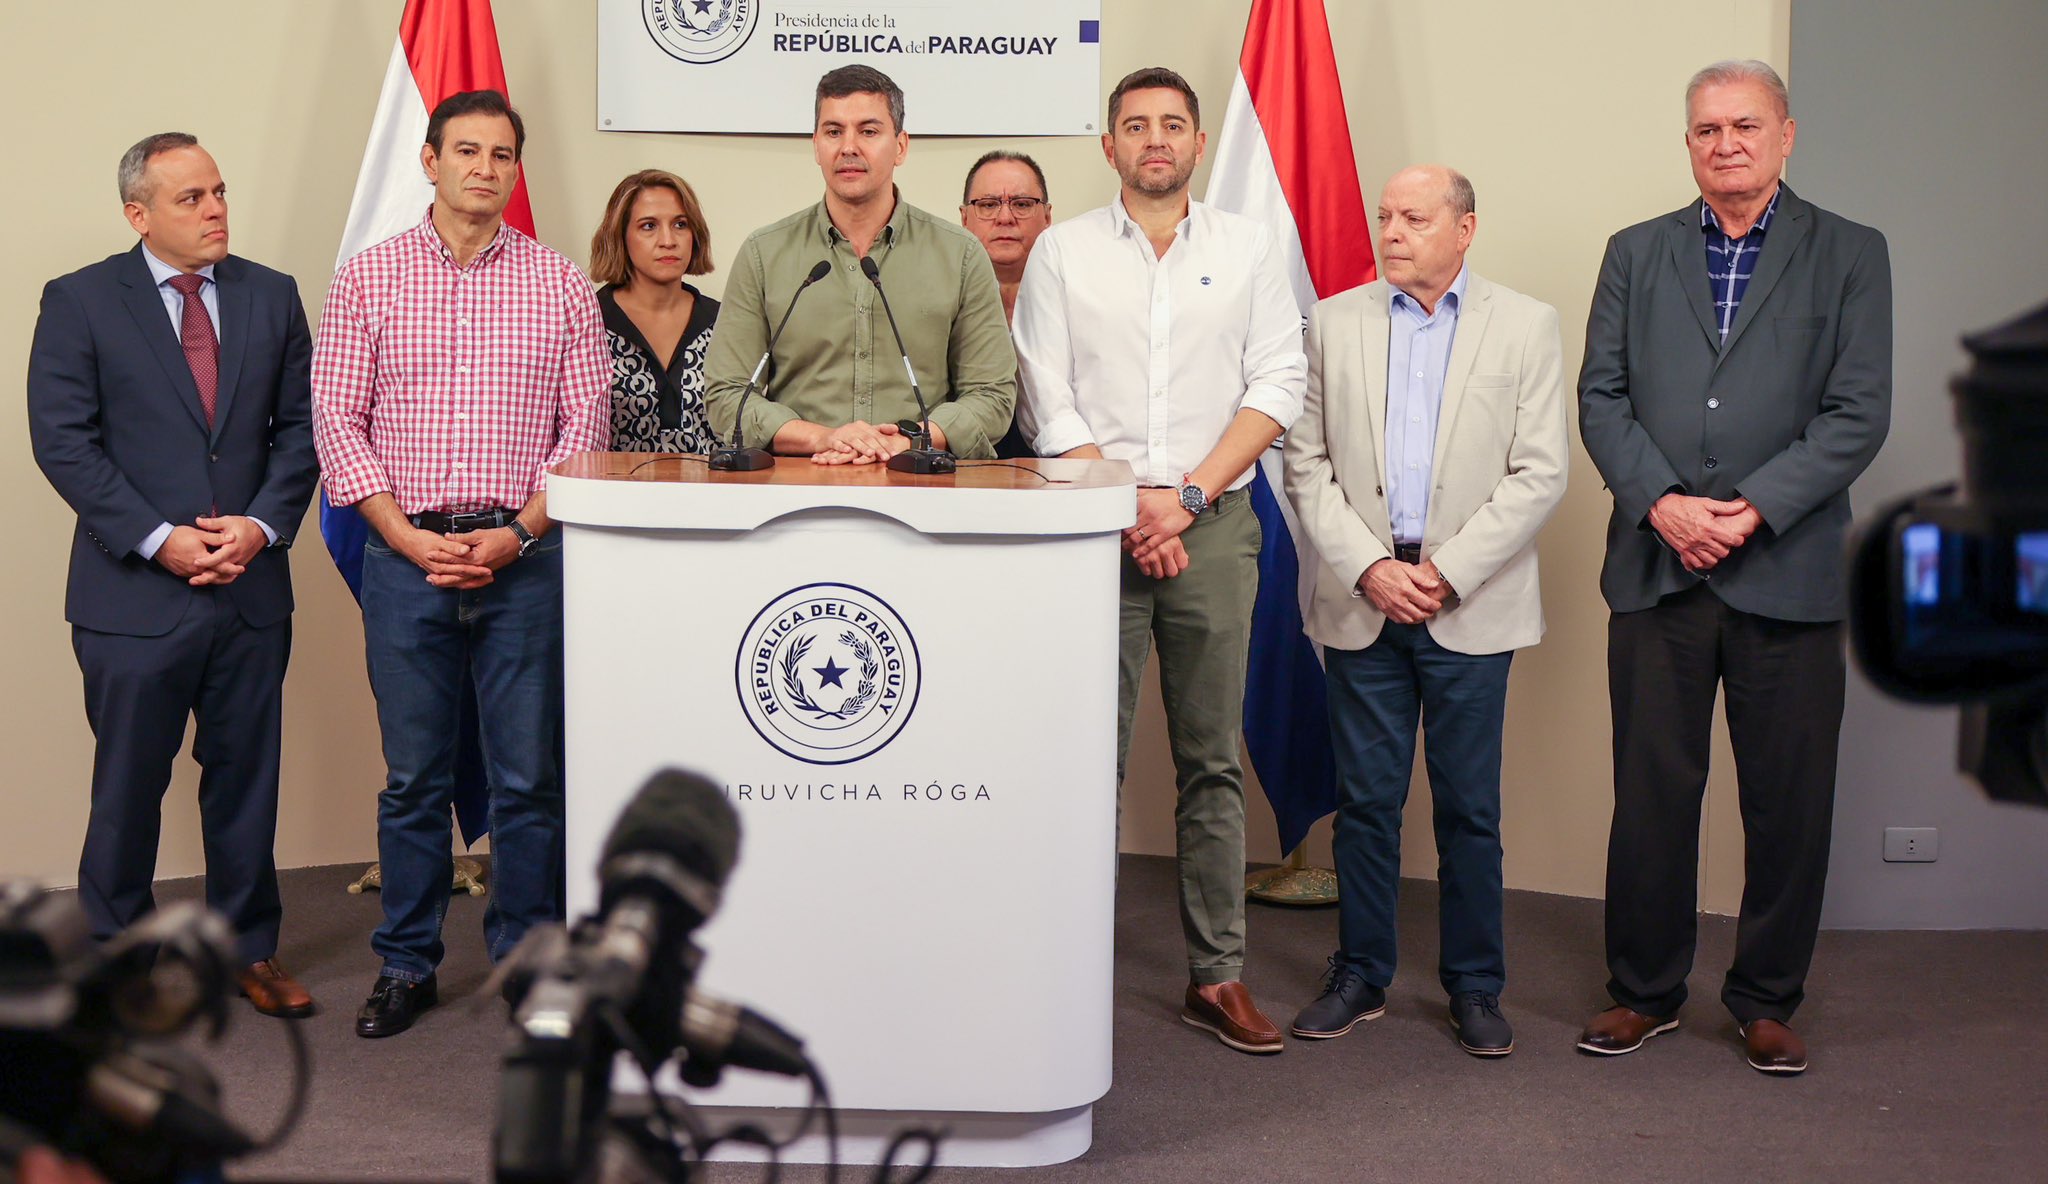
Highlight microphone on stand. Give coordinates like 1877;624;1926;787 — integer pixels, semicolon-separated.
711;259;833;472
859;254;956;475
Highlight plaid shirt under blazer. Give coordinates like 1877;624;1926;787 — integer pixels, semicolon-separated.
1578;183;1892;622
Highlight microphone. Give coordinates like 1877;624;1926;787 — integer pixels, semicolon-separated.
679;988;809;1082
584;769;741;1006
859;254;957;475
712;259;834;471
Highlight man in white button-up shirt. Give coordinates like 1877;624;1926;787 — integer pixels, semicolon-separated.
1013;67;1307;1056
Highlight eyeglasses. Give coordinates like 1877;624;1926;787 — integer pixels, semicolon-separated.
966;196;1046;219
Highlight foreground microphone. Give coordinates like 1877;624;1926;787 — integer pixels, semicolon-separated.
586;769;742;1008
860;254;957;475
679;989;810;1083
711;259;833;471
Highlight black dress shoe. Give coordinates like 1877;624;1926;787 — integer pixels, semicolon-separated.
355;972;437;1038
1291;956;1386;1039
1449;991;1513;1056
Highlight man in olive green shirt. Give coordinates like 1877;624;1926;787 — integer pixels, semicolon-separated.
705;65;1016;463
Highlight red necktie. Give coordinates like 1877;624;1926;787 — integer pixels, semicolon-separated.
168;273;218;427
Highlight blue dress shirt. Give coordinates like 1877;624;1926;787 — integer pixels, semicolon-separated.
1703;186;1780;342
1385;265;1468;546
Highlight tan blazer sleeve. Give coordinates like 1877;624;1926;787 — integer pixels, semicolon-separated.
1428;301;1570;598
1283;298;1391;592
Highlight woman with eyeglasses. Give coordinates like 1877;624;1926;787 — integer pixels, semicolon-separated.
588;169;720;453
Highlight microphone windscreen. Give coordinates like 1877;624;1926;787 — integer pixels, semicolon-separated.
858;255;880;282
601;768;741;892
806;259;833;284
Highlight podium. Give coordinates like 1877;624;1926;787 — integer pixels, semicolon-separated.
548;453;1135;1167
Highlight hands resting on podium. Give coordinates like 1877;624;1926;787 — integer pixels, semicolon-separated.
808;419;949;465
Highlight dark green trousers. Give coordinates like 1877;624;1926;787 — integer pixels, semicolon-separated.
1115;490;1261;984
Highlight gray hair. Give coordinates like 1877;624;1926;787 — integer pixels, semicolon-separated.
1685;59;1790;121
118;132;200;204
1444;168;1476;218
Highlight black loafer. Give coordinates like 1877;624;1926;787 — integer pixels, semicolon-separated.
1291;956;1387;1039
355;972;437;1038
1449;991;1513;1056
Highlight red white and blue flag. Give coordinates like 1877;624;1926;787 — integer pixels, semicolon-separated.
1204;0;1376;854
324;0;533;843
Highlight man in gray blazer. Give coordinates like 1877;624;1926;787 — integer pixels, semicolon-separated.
1576;60;1891;1074
1283;165;1568;1056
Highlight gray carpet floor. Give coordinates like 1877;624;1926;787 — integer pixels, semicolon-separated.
134;857;2047;1182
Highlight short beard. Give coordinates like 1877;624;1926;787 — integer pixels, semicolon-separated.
1121;158;1193;198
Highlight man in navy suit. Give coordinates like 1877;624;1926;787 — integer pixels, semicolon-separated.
28;133;320;1017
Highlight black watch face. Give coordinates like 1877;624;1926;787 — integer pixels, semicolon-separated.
896;419;923;435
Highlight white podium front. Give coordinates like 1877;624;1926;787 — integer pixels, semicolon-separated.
549;454;1135;1168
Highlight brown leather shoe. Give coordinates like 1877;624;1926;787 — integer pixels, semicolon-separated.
1739;1019;1808;1075
239;958;316;1018
1575;1005;1677;1055
1181;981;1284;1054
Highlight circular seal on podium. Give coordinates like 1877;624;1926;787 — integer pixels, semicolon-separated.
735;582;922;765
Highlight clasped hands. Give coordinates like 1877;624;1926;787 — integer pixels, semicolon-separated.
390;525;524;590
811;420;927;465
1125;488;1195;580
152;515;267;587
1648;493;1762;573
1359;557;1454;624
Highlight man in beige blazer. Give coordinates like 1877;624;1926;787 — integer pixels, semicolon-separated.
1281;165;1567;1056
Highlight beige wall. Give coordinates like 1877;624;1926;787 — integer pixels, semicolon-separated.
0;1;1786;915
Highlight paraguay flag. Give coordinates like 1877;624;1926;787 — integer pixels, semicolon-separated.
1204;0;1376;855
325;0;536;844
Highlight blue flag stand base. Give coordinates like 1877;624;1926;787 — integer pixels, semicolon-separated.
1246;845;1338;906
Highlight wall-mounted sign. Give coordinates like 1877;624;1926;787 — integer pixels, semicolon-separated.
599;0;1104;136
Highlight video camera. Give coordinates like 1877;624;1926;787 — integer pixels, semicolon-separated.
0;882;308;1184
1849;299;2048;806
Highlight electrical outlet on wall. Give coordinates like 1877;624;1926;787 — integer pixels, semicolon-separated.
1883;827;1940;863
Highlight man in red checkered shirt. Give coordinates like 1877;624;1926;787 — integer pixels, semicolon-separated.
311;89;609;1039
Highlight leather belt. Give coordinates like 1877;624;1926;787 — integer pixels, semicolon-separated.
1392;543;1423;564
410;508;517;533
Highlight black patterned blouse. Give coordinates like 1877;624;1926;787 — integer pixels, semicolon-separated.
599;282;721;453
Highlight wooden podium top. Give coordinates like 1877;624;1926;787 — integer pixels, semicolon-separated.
548;452;1136;535
551;452;1133;492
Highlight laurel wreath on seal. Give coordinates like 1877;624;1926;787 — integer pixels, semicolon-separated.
689;0;735;37
779;631;881;721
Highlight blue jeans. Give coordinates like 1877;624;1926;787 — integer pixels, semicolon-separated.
361;533;565;981
1326;623;1512;996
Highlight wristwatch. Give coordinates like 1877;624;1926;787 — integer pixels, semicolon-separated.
895;418;928;443
507;520;540;558
1176;474;1210;517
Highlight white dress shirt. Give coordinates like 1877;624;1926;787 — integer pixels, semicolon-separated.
137;244;275;559
1012;198;1306;489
